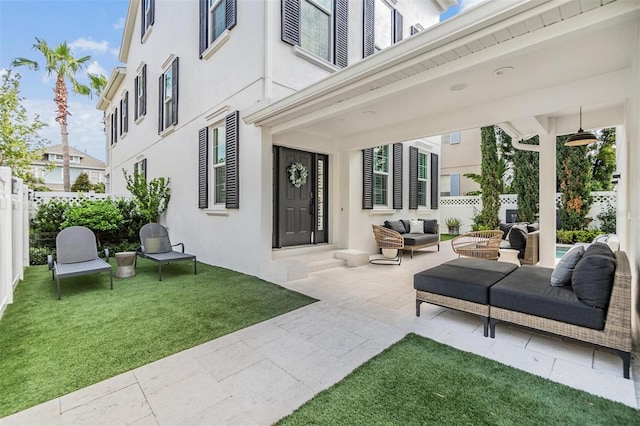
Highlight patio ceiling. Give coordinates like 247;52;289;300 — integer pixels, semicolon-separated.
245;0;639;149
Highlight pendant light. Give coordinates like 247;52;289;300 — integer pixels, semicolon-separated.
565;107;597;146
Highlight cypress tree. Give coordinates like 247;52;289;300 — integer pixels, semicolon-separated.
591;127;616;191
478;126;501;229
510;135;539;223
556;135;593;230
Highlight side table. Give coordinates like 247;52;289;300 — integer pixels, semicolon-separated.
115;251;137;278
498;248;520;266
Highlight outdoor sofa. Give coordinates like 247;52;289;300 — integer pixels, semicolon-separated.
383;219;440;258
414;243;632;378
499;222;540;265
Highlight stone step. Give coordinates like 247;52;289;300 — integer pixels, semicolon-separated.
307;258;347;273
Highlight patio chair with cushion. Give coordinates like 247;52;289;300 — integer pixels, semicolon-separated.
371;224;404;265
136;223;197;281
47;226;113;300
451;230;504;260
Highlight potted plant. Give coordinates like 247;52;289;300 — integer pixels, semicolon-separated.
445;217;462;235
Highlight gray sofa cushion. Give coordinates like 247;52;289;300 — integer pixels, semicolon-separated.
508;225;528;258
572;254;616;309
403;233;438;246
499;223;513;240
490;266;606;329
550;246;584;287
414;258;518;304
384;220;406;234
584;242;615;259
420;219;438;234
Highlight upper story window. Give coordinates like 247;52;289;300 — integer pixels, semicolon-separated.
49;154;80;164
442;131;461;145
199;0;237;59
85;170;106;184
158;57;179;134
373;145;389;206
281;0;349;69
120;91;129;137
110;108;118;145
141;0;155;42
134;64;147;121
363;0;402;57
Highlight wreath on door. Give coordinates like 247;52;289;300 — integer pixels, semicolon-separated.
288;162;308;188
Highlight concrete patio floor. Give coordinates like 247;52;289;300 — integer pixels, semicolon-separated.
2;243;638;425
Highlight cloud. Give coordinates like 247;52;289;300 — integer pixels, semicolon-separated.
0;68;8;77
69;38;109;55
110;48;120;57
87;61;107;77
113;17;125;30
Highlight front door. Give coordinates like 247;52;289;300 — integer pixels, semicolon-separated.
274;147;328;248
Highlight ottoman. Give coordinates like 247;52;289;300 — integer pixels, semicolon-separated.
414;258;518;336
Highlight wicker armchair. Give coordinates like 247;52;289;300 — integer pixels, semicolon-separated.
451;230;504;260
371;225;405;265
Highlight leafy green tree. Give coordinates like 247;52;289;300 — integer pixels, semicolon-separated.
70;172;93;192
0;70;49;183
509;135;539;223
556;134;593;230
123;170;171;223
88;73;108;133
476;126;501;229
12;38;92;191
62;199;123;247
591;127;616;191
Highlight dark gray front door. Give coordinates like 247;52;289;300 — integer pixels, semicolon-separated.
278;148;313;247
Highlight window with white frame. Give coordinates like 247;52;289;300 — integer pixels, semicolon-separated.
32;166;45;180
211;123;226;205
134;159;147;180
134;65;146;120
373;145;389;206
209;0;226;44
164;70;172;129
374;0;392;52
417;151;429;207
142;0;154;40
159;57;178;133
300;0;333;62
85;170;105;184
120;91;129;136
442;131;461;145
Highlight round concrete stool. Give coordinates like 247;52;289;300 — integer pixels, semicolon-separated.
115;251;136;278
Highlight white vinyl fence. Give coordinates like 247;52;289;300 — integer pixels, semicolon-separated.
440;192;616;234
0;167;29;318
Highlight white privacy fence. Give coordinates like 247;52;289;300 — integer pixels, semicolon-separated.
0;167;29;318
440;192;616;234
31;191;117;209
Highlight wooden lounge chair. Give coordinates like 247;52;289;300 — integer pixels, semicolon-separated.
451;230;504;260
371;224;404;265
136;223;197;281
48;226;112;300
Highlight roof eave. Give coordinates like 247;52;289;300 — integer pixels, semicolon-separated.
97;67;127;110
119;0;140;63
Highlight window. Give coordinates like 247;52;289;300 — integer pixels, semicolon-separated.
442;131;461;145
32;166;45;180
134;159;147;180
120;92;129;136
134;65;146;121
417;152;428;206
363;0;402;57
158;57;178;133
199;0;236;58
85;170;105;184
198;111;239;209
211;124;226;204
50;154;63;162
141;0;154;41
372;145;388;206
110;108;118;145
281;0;349;68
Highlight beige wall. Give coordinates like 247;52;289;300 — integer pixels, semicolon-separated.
440;128;481;195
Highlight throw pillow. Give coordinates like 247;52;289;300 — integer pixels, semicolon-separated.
550;246;585;287
384;220;406;234
572;254;616;309
409;220;424;234
527;222;540;232
400;219;412;233
584;242;615;260
508;225;528;258
421;219;438;234
499;223;513;240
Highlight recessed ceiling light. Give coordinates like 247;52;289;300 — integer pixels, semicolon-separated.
493;66;514;76
449;83;468;91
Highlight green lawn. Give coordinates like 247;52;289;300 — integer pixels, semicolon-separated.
0;258;316;418
279;333;639;425
440;233;455;241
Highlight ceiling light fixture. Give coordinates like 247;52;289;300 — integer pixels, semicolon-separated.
565;107;597;146
449;83;467;91
493;66;513;76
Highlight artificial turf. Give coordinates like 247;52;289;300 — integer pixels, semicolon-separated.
279;333;639;425
0;258;316;418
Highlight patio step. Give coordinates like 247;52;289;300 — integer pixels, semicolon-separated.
307;258;347;273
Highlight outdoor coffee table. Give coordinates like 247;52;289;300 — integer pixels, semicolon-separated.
498;248;520;266
115;251;136;278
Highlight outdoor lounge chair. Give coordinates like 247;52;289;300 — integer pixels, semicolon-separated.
451;230;504;260
136;223;197;281
48;226;113;300
370;224;404;265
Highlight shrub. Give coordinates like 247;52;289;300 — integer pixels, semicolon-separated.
597;203;616;234
29;247;53;266
61;199;124;247
31;198;71;234
556;229;601;244
70;172;93;192
124;170;170;223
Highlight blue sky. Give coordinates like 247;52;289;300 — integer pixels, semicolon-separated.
1;0;129;161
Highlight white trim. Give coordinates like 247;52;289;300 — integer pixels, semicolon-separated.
292;45;339;73
141;25;153;44
159;126;176;138
368;209;396;215
204;208;229;216
201;29;230;60
205;105;230;122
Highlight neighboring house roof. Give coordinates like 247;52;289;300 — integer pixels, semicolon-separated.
32;144;107;170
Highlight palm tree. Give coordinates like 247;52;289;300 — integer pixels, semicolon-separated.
88;73;108;133
12;38;91;192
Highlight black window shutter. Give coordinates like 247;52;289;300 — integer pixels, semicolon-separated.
393;143;403;209
124;92;129;133
114;108;118;143
134;76;139;120
149;0;155;26
141;64;147;116
410;25;419;35
362;148;373;209
140;2;145;41
363;0;374;57
198;127;208;209
409;146;418;210
281;0;300;46
142;158;148;180
225;110;240;209
199;0;208;57
334;0;348;68
171;57;179;126
226;0;237;30
431;153;439;209
394;10;403;43
158;75;163;133
119;99;124;135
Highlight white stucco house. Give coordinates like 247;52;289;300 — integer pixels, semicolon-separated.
99;0;640;342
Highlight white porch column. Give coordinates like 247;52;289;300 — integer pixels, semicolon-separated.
538;122;556;268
